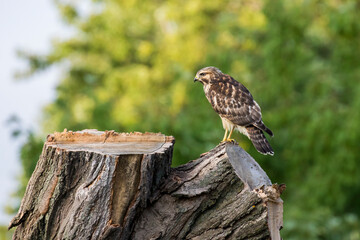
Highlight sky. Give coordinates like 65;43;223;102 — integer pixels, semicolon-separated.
0;0;70;224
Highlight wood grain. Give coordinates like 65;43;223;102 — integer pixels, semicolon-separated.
9;129;283;240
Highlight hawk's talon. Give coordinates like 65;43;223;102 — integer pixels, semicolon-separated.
228;139;238;144
221;139;238;144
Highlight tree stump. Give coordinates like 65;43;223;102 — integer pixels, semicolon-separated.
9;129;284;240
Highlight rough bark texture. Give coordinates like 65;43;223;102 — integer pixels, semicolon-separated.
9;129;283;240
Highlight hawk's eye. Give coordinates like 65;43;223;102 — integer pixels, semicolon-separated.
199;72;206;76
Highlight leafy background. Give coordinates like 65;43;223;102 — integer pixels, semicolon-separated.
3;0;360;239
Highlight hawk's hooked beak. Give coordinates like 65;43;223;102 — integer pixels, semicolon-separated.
194;75;199;82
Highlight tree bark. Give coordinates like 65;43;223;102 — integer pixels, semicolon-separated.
9;129;284;240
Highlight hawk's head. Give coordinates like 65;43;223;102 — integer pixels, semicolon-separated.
194;66;222;85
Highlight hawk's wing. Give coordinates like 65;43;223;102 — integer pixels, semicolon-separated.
206;75;262;127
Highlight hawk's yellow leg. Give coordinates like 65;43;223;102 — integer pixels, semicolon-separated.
221;129;229;142
226;128;235;142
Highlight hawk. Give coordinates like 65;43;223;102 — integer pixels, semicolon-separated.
194;66;274;155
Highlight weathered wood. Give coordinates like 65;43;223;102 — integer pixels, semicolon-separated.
9;129;283;240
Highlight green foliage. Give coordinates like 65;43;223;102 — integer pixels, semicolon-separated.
0;226;13;240
6;132;43;215
13;0;360;238
20;133;43;180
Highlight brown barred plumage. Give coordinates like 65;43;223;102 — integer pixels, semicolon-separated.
194;66;274;155
246;126;274;155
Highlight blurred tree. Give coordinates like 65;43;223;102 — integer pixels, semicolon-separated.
10;0;360;239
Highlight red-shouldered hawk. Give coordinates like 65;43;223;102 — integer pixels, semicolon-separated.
194;66;274;155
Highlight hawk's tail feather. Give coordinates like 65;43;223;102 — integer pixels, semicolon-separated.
263;127;273;137
254;121;273;137
246;126;274;155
